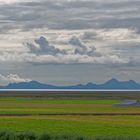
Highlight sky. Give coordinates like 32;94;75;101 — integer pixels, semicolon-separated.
0;0;140;85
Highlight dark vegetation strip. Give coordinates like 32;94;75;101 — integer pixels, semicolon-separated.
1;113;140;116
1;91;140;99
0;130;139;140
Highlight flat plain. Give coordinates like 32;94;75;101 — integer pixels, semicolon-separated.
0;91;140;138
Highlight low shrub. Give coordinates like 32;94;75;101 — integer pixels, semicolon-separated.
0;131;138;140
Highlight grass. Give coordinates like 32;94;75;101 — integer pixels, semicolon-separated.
0;98;122;115
1;116;140;137
0;97;139;138
0;97;119;104
0;98;139;115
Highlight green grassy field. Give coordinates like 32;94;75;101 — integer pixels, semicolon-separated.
0;97;140;138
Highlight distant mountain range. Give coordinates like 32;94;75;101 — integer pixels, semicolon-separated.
1;78;140;90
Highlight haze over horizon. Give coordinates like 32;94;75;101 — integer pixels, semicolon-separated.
0;0;140;86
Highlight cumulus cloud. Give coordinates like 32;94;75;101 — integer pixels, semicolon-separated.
69;36;101;57
25;36;66;55
0;35;129;65
0;74;31;83
23;36;130;65
25;35;102;58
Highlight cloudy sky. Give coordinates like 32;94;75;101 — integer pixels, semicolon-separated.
0;0;140;85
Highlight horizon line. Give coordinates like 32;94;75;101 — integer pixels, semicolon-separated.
0;89;140;92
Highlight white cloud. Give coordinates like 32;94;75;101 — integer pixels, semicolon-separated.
0;0;18;4
0;0;33;4
0;74;31;83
